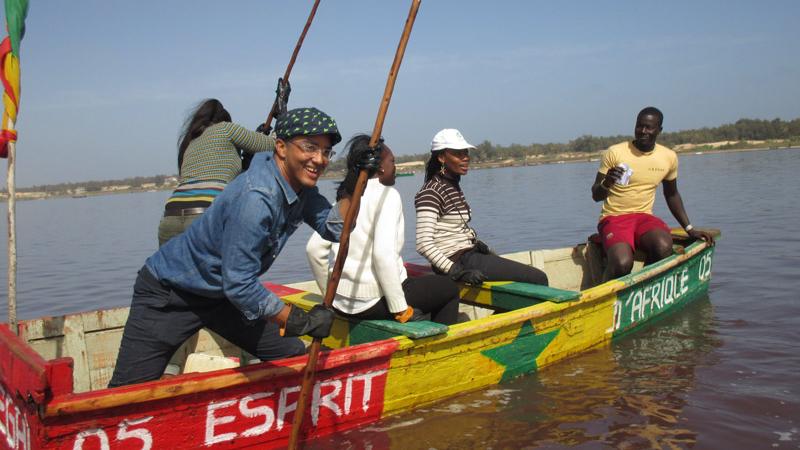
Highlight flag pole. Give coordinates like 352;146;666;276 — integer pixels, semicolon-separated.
5;117;17;333
2;0;29;334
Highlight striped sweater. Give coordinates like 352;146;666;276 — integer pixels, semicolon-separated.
165;122;275;211
414;173;477;273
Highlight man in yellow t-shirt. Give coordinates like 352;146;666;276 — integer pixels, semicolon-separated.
591;107;715;278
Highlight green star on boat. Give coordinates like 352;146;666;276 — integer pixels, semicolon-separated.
481;321;560;383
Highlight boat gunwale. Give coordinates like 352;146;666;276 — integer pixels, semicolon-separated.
42;337;399;417
435;237;713;344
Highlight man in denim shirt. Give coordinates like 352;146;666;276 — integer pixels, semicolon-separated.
110;107;379;387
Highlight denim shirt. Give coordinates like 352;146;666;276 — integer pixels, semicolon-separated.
146;153;342;320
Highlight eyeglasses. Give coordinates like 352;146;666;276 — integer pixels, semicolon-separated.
288;140;336;160
446;148;470;159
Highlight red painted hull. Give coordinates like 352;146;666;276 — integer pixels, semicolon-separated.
0;323;399;449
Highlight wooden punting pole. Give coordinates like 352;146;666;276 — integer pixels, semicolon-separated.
287;0;422;448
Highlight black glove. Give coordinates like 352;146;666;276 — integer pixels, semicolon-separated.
240;147;254;171
275;77;291;116
448;261;487;285
355;145;382;171
409;307;427;322
256;122;272;135
474;239;494;255
283;304;334;339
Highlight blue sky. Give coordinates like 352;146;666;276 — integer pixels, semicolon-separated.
2;0;799;187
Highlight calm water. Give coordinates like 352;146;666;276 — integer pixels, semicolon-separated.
2;148;799;449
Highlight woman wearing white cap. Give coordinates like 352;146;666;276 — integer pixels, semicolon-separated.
414;129;549;286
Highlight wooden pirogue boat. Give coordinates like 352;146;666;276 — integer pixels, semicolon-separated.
0;228;718;449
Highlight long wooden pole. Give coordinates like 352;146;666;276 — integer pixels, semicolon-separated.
6;117;18;334
262;0;321;129
287;1;421;448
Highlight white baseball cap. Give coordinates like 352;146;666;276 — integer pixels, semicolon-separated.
430;128;476;152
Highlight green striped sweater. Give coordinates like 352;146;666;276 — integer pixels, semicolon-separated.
165;122;275;210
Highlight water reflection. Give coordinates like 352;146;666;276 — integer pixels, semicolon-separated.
309;297;718;449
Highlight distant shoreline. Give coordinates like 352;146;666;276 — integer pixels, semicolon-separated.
4;145;798;202
322;144;800;178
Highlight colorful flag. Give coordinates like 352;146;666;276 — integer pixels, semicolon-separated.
0;0;28;158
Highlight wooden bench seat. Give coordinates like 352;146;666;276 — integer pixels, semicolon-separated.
268;282;449;344
459;281;581;311
346;318;449;342
404;263;580;311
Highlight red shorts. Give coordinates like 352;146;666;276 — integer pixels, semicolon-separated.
598;213;670;252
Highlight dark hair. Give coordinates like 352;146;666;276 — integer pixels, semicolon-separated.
637;106;664;127
424;150;444;182
177;99;232;171
336;134;383;201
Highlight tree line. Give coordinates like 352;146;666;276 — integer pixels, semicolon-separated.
11;175;174;194
331;117;800;170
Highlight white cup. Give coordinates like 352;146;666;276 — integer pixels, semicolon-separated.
617;163;633;186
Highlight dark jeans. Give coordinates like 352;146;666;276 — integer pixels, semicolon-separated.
459;249;549;286
108;267;305;387
336;275;460;325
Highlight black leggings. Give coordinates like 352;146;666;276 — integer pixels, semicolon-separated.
459;249;549;286
337;275;460;325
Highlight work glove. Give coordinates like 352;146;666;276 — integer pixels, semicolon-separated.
240;148;254;171
474;239;495;255
355;144;382;171
282;304;334;339
393;306;427;323
256;122;272;135
275;77;291;116
245;122;271;171
448;261;487;286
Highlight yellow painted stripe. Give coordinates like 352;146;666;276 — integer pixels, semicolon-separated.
459;281;513;306
165;196;217;203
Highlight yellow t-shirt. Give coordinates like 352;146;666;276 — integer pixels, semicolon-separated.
598;141;678;220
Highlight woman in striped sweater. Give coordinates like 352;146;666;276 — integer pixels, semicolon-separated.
414;129;549;286
307;134;460;325
158;99;275;246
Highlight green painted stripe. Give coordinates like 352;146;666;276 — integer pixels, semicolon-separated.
611;246;715;339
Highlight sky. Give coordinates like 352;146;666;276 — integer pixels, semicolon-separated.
1;0;799;187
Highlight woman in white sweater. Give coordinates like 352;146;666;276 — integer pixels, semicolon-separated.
306;135;460;325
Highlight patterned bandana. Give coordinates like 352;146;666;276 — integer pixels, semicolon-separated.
275;107;342;145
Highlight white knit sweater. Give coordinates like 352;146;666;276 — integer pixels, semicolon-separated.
306;178;408;314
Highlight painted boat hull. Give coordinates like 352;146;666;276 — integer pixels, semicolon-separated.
0;238;716;449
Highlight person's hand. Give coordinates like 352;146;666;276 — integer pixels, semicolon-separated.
474;239;495;255
275;77;291;116
603;166;625;187
448;261;487;285
282;304;334;339
256;122;272;135
688;228;715;246
394;306;426;323
355;145;382;171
